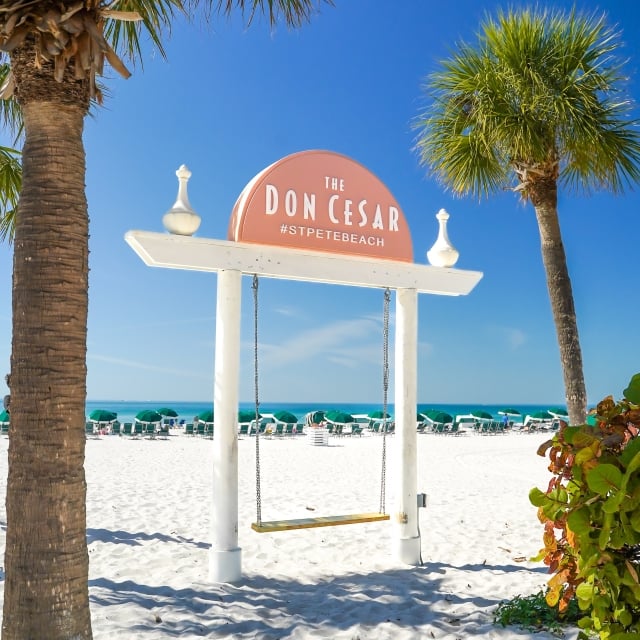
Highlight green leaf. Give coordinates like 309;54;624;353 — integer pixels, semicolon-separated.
576;581;595;602
561;426;583;444
625;451;640;477
620;518;640;546
575;444;598;465
573;430;598;449
599;526;611;549
529;486;547;507
615;608;630;628
550;486;568;503
630;509;640;533
603;492;625;514
586;464;623;496
599;512;614;549
610;526;626;548
624;373;640;405
567;507;591;535
610;633;640;640
603;562;620;584
621;438;640;468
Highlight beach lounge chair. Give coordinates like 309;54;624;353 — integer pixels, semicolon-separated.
448;422;463;435
239;424;250;436
184;423;194;436
85;422;97;438
143;423;157;439
121;422;133;436
205;423;214;438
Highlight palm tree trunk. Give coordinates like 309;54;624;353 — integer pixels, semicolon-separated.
534;198;587;426
2;100;92;638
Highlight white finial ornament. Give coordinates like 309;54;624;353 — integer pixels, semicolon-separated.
162;165;201;236
426;208;459;267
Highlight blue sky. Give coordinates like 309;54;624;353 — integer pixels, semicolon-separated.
1;0;639;405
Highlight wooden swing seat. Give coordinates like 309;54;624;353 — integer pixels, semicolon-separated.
251;512;390;533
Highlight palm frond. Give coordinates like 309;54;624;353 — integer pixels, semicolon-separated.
0;145;22;244
104;0;333;67
197;0;334;28
105;0;186;64
0;58;23;144
414;6;640;199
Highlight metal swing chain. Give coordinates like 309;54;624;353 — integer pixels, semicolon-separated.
252;274;262;526
379;287;391;514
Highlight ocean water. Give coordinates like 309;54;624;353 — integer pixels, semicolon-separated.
86;399;560;424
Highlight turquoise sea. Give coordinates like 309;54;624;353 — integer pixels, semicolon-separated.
86;400;562;424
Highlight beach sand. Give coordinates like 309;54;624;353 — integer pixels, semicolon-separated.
0;430;580;639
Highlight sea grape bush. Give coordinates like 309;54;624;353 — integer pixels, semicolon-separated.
530;373;640;639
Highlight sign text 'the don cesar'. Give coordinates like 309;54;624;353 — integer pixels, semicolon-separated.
228;150;413;262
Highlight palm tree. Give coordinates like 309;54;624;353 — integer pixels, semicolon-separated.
0;2;332;638
414;7;640;427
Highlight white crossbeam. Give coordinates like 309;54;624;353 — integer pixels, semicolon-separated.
125;230;482;296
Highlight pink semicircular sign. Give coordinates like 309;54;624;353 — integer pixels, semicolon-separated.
228;150;414;262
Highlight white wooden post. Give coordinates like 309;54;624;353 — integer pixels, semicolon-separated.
209;269;242;582
392;287;421;565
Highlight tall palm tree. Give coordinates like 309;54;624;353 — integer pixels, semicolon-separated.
0;2;331;638
414;7;640;427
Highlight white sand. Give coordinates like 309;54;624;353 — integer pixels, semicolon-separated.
0;430;580;639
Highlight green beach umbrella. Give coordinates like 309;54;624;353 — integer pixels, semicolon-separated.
498;407;521;416
0;410;9;423
530;411;552;420
135;410;162;423
274;410;298;423
89;409;117;423
197;410;215;423
422;409;453;423
548;407;568;417
238;410;260;424
325;410;355;424
157;407;179;418
308;410;325;424
368;410;392;420
471;410;493;421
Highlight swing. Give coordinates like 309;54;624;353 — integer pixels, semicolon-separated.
250;274;391;533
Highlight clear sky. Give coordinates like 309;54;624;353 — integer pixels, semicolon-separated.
1;0;639;405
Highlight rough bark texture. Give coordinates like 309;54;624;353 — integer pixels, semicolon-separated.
530;178;587;426
2;44;92;640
